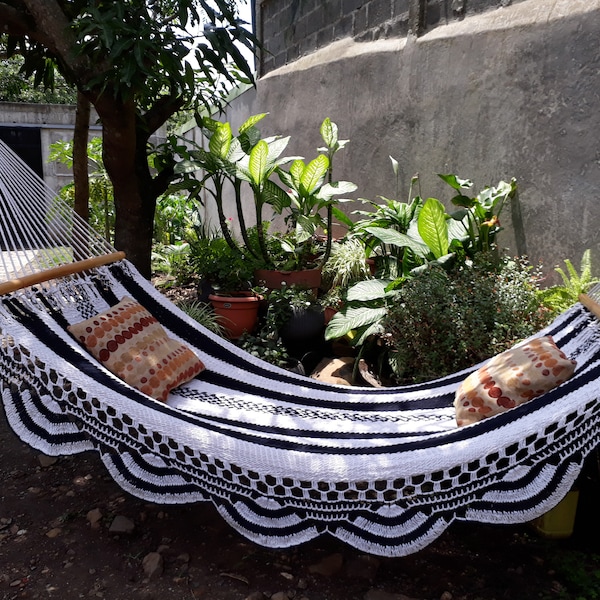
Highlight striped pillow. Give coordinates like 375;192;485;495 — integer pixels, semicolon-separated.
68;296;204;401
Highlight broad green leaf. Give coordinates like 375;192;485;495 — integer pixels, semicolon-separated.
266;136;291;164
174;159;202;174
280;238;296;253
389;155;399;176
451;194;475;208
319;181;358;198
276;168;295;190
447;217;469;242
239;126;262;152
209;123;232;160
201;117;221;133
234;159;252;183
364;226;429;257
324;306;388;340
225;137;246;163
288;159;305;189
248;140;269;186
295;213;318;241
438;173;473;190
300;155;329;195
261;180;291;212
346;279;393;302
352;320;385;346
320;117;338;148
417;198;449;259
332;206;354;228
239;113;267;134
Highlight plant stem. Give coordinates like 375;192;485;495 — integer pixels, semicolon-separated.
214;177;242;256
232;177;259;259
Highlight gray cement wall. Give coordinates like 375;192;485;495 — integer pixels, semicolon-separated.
256;0;529;75
223;0;600;282
0;102;102;193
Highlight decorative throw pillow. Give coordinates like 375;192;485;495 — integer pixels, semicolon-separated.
454;336;577;427
68;296;204;402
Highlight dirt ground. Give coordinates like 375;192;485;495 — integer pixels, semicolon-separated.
1;398;600;600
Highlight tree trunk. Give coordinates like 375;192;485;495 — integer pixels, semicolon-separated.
96;97;156;279
72;91;90;223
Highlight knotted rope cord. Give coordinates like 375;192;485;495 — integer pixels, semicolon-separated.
0;140;116;284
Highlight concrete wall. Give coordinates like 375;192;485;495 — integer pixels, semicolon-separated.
256;0;529;74
0;102;102;193
223;0;600;281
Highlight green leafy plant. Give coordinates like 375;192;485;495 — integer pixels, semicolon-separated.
237;284;316;370
350;168;420;278
154;193;199;246
327;174;518;345
321;238;371;291
189;234;257;295
49;137;115;243
276;118;356;269
440;173;517;256
539;249;600;313
173;115;356;272
176;299;225;336
382;256;550;383
238;330;295;369
151;242;193;287
325;278;396;347
351;173;516;281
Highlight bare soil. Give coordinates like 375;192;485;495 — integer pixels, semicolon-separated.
2;399;600;600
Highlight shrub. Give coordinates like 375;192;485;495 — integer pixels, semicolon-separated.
382;255;551;384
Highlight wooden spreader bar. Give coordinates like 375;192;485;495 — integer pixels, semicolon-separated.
0;251;126;296
579;293;600;321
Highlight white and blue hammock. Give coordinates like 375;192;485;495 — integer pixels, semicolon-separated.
0;140;599;557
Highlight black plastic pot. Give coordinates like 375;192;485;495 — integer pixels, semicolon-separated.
280;307;327;369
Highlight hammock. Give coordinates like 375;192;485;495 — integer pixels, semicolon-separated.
0;140;599;558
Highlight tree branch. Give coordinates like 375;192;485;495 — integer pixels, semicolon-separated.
0;3;32;37
20;0;76;59
143;94;186;138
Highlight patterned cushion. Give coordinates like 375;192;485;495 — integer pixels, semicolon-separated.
454;336;577;427
68;297;204;401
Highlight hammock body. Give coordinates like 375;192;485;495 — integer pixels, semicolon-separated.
1;259;599;556
0;140;599;557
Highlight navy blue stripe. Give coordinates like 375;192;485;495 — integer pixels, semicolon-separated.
468;459;576;515
105;451;208;498
6;384;89;446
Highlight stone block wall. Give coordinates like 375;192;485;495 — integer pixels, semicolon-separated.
257;0;527;74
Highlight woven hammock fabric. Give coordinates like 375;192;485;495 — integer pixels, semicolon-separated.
0;139;599;556
1;260;599;556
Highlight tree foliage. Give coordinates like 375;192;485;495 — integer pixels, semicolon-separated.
0;0;257;277
0;41;76;103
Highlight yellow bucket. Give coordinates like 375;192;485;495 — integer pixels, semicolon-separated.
531;490;579;539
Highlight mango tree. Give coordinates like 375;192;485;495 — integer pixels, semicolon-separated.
0;0;256;277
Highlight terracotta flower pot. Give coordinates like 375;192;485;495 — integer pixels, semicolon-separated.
254;268;322;295
208;292;260;339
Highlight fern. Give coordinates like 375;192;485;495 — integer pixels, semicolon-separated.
539;249;600;313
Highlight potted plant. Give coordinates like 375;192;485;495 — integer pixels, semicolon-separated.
255;117;356;290
173;115;356;292
319;237;372;323
189;235;261;339
266;284;327;370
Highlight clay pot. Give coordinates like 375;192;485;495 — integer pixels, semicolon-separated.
254;268;322;295
208;292;260;339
